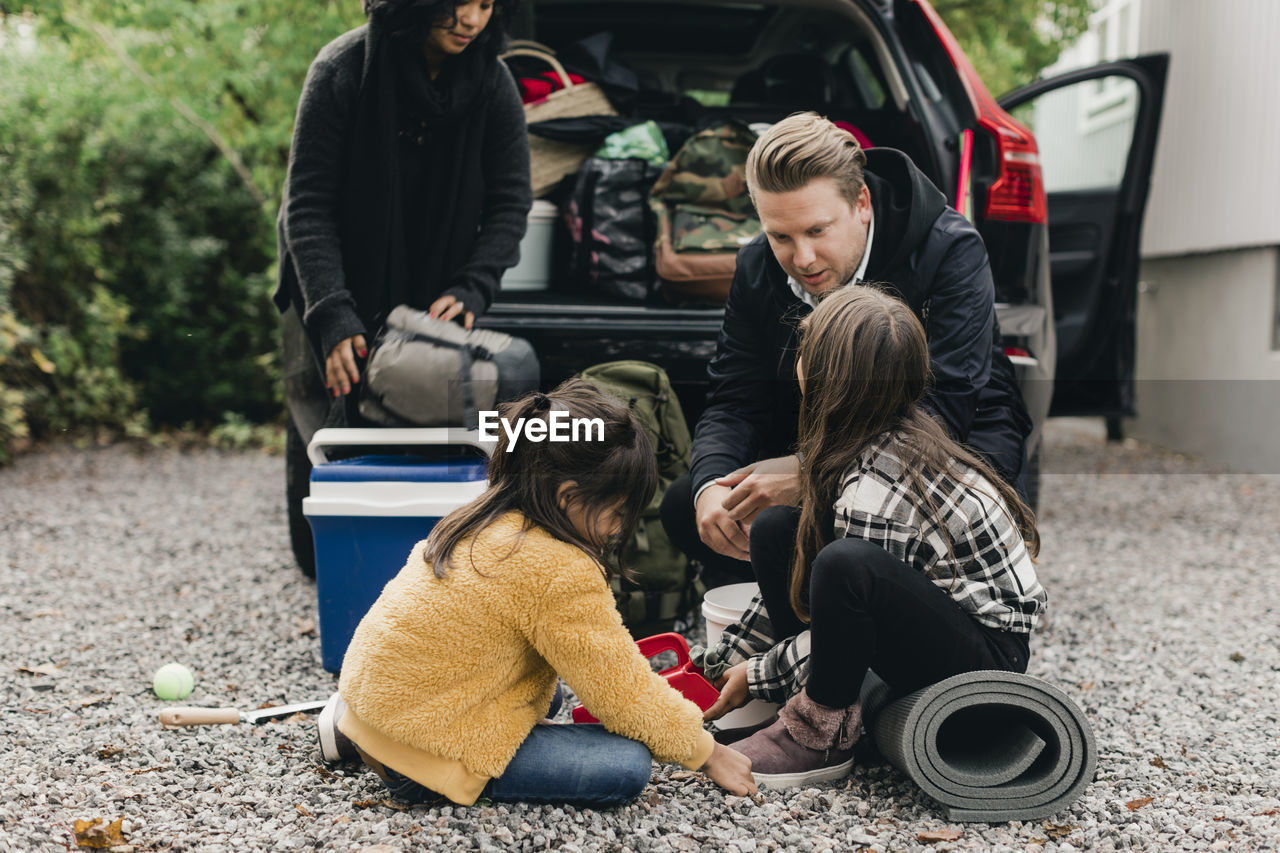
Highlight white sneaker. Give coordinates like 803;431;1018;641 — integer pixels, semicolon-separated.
318;691;358;763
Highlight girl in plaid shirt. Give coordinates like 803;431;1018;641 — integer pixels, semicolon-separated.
704;285;1046;788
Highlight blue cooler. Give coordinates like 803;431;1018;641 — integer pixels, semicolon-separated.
303;428;494;672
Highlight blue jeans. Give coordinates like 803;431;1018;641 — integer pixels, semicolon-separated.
379;723;653;807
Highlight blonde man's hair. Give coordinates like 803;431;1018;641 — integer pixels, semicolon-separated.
745;112;868;210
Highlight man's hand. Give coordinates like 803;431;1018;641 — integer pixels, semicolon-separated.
700;742;757;796
703;662;750;722
428;294;476;330
716;455;802;524
695;484;751;561
325;334;367;397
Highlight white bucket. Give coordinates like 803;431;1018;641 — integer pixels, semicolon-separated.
501;200;557;292
702;582;780;729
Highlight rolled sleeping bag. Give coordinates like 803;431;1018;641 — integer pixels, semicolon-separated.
860;670;1097;823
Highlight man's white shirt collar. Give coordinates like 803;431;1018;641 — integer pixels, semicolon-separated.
786;210;875;309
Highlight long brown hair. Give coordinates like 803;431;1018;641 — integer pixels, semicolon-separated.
790;285;1040;621
422;377;658;577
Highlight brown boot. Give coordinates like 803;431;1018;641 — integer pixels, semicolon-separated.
733;691;861;787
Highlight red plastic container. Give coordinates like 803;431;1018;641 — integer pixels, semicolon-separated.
571;632;720;723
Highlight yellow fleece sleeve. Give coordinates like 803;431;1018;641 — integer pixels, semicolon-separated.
523;549;714;770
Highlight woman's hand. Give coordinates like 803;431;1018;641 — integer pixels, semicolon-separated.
700;742;757;796
325;334;367;397
428;294;475;330
703;662;750;722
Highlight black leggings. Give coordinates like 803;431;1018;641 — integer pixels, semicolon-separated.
749;506;1029;708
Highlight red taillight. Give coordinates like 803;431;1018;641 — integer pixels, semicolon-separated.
1004;346;1031;358
981;120;1048;223
913;1;1048;224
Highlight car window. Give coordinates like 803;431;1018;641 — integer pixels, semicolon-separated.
1012;74;1139;193
842;44;888;110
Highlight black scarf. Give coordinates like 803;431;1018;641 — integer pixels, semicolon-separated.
340;21;498;335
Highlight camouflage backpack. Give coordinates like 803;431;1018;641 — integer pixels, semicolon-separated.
649;121;762;305
580;360;702;637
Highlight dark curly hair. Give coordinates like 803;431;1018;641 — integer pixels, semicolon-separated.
363;0;516;58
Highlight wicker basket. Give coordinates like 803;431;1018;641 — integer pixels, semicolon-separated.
503;45;617;197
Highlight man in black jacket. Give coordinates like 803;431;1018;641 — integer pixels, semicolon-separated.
661;112;1031;582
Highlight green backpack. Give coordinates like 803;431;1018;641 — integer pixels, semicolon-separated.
580;360;703;637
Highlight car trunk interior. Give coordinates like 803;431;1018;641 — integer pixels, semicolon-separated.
493;0;954;317
512;0;937;181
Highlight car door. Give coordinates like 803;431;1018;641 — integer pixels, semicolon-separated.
999;54;1168;425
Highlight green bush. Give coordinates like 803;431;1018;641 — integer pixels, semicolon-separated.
0;31;280;460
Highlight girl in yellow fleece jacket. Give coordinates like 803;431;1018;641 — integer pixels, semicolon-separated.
334;379;756;806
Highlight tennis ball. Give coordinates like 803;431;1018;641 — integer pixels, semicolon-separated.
152;663;195;701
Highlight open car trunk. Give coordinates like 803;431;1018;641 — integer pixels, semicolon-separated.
484;0;954;424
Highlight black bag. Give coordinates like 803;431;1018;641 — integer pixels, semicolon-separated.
563;157;663;301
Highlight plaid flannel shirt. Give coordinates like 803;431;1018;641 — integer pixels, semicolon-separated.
715;433;1047;704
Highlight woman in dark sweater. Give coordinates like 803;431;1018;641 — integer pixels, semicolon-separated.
274;0;532;411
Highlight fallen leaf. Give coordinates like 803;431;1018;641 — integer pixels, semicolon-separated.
1255;809;1279;816
1043;823;1074;839
1127;797;1154;811
296;804;312;817
352;799;408;811
96;745;126;760
127;766;167;775
917;828;964;843
1149;756;1168;769
668;770;697;781
1078;681;1095;691
18;664;61;677
72;817;126;849
78;695;111;709
334;815;351;825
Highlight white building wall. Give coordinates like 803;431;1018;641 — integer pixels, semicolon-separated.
1039;0;1280;471
1136;0;1280;257
1131;247;1280;473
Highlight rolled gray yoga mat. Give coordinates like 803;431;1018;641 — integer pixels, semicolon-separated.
860;670;1097;823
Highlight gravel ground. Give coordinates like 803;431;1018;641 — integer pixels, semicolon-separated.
2;419;1278;852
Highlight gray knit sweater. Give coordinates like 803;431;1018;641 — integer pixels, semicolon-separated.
274;26;532;359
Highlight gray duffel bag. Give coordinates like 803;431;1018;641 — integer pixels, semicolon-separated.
359;305;540;428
